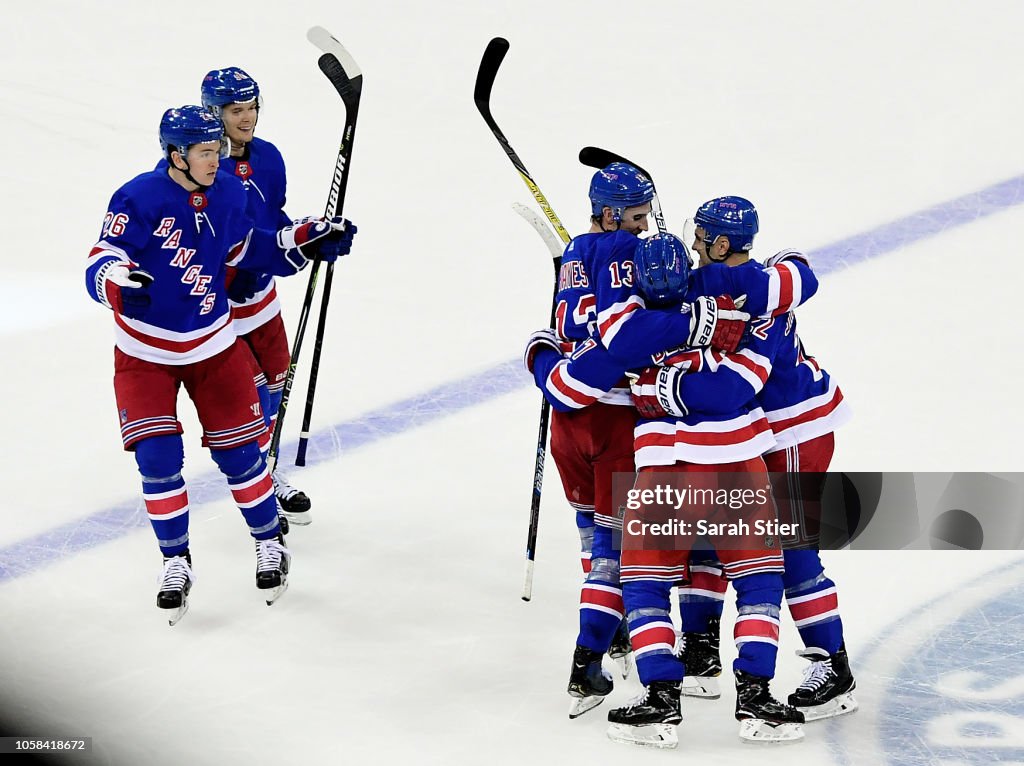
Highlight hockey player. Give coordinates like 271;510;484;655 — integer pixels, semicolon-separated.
200;67;312;526
522;163;752;719
603;231;808;747
86;106;356;624
672;197;857;721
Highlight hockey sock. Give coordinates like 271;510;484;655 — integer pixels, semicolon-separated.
622;579;683;686
575;508;595;575
254;375;273;457
784;550;844;654
731;572;783;678
210;442;280;539
578;557;623;653
135;434;190;557
678;551;728;632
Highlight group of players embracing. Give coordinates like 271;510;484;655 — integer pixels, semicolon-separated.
86;68;357;623
522;163;854;746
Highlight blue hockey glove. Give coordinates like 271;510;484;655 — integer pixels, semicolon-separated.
101;263;153;319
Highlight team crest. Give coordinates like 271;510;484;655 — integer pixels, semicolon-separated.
190;192;208;211
119;407;128;425
235;162;252;180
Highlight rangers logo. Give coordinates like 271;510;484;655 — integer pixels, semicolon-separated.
190;193;208;211
119;407;128;425
235;162;252;180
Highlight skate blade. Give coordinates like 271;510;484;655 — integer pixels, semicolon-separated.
798;692;858;722
569;695;605;719
681;675;721;699
607;723;679;749
163;601;189;627
738;719;804;744
262;579;289;606
280;507;312;526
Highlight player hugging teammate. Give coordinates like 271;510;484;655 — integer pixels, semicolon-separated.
86;92;356;624
523;163;855;746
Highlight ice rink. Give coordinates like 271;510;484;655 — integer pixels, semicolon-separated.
2;1;1024;764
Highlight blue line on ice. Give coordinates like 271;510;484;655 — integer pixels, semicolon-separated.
2;174;1023;582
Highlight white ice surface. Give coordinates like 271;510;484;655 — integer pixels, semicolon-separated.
1;1;1023;764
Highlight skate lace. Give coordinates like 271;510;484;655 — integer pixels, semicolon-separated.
623;687;650;709
256;538;288;573
272;472;300;500
797;659;833;691
159;555;193;591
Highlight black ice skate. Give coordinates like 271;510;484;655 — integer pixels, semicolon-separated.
255;534;291;605
606;680;682;749
567;645;613;719
735;670;805;743
788;644;858;721
607;618;634;679
680;616;723;699
273;471;311;526
157;551;194;627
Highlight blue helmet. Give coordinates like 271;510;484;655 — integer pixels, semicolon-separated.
694;196;759;253
634;233;691;306
589;162;655;221
201;67;261;117
159;105;225;159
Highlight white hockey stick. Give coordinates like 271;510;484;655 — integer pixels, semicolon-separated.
513;202;564;260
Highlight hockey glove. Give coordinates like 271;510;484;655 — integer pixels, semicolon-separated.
278;216;356;266
628;366;688;419
226;266;261;303
766;248;811;268
686;294;750;352
101;263;153;320
523;328;562;374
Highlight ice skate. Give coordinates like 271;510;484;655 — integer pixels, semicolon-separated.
788;644;858;721
680;616;722;699
273;471;311;526
567;645;613;719
607;618;634;680
255;534;291;605
157;551;194;627
606;680;682;749
735;670;805;743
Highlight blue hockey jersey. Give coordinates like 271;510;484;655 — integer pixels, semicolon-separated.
86;168;303;365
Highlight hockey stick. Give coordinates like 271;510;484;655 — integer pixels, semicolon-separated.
512;203;564;260
268;29;362;473
294;28;363;466
475;37;569;601
578;146;667;234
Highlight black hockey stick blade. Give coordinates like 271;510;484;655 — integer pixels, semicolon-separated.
579;146;654;181
318;53;362;103
474;37;510;120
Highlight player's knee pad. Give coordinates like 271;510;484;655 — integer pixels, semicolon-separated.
134;434;185;480
623;579;673;614
209;441;264;481
732;572;784;613
782;549;828;592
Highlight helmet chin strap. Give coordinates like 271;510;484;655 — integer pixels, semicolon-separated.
171;149;209;192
